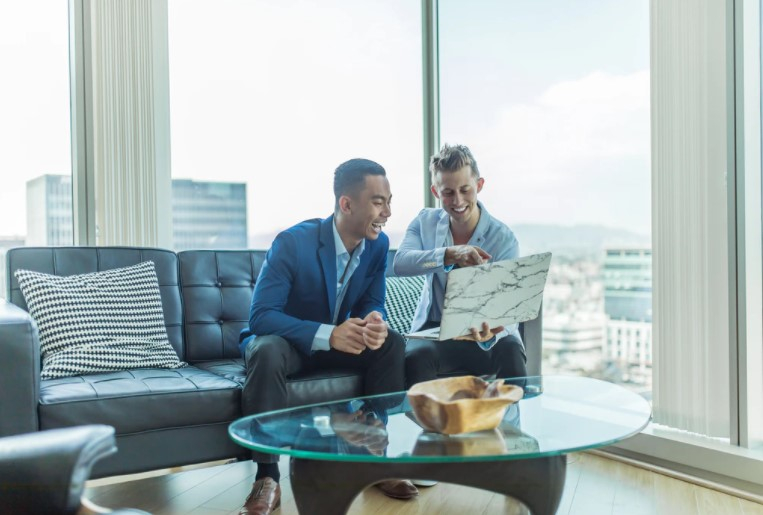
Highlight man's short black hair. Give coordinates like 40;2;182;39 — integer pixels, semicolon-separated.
334;158;386;210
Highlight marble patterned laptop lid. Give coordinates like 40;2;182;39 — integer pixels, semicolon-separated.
438;252;552;341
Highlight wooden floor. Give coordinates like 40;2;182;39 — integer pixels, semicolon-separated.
85;452;763;514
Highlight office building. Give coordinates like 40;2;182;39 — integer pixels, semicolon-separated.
171;179;247;250
544;311;606;371
26;174;73;246
603;248;652;383
25;176;248;251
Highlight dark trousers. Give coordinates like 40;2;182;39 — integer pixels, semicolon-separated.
243;330;406;463
404;328;527;388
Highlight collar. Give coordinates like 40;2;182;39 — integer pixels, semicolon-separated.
437;200;492;244
332;219;365;258
472;200;491;240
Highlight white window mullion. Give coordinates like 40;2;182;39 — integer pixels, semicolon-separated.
650;0;731;437
81;0;171;247
69;0;95;246
733;0;763;450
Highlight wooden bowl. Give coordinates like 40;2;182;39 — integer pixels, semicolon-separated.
407;376;524;435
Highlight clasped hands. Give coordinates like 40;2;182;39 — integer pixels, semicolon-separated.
330;311;387;354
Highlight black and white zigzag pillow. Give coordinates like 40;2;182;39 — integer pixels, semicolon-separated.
15;261;187;380
384;275;425;335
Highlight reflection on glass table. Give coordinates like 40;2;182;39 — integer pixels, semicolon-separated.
229;376;651;515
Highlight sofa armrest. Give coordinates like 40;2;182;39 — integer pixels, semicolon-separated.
521;304;543;377
0;299;40;436
0;425;122;515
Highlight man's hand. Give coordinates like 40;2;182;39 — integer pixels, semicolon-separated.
362;311;388;350
444;245;492;267
330;318;367;354
454;322;504;343
330;411;389;456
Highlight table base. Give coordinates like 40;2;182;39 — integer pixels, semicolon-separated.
290;454;566;515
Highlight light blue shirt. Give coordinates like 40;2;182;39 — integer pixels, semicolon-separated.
431;229;493;351
311;221;365;351
430;229;453;323
393;202;520;351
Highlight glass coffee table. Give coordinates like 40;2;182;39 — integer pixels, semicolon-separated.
229;376;651;515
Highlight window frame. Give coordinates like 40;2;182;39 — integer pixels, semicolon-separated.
66;0;763;489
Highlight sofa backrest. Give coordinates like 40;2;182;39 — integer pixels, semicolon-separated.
6;246;541;374
5;247;185;358
177;250;265;362
176;249;419;363
3;246;414;365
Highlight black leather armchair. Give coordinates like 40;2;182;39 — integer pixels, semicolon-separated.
0;424;149;514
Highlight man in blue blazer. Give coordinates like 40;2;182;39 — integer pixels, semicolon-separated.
394;144;527;387
237;159;412;515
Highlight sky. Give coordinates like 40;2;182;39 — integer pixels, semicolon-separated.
0;0;651;244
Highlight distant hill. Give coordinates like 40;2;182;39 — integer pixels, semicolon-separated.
248;224;650;261
511;224;650;260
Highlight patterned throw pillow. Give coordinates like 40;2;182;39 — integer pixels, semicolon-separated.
15;261;187;380
384;275;425;335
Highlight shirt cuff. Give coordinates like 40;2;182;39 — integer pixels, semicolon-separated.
435;247;452;271
477;335;497;351
311;324;334;351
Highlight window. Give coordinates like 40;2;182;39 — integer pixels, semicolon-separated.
168;0;423;250
35;0;763;490
439;0;651;395
0;1;72;297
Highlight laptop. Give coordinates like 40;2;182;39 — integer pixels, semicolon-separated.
405;252;552;341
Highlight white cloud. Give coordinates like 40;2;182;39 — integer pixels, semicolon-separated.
484;70;650;170
474;70;652;234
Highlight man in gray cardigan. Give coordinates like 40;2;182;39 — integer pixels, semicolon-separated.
393;143;527;386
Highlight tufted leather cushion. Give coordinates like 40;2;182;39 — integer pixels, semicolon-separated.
38;367;240;434
6;247;184;359
193;359;363;407
178;251;266;362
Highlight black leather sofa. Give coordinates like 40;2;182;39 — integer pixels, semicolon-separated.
0;246;542;479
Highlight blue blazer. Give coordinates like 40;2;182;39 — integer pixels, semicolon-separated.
240;215;389;356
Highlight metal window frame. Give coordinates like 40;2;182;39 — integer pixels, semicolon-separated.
421;0;439;208
68;0;95;245
64;0;763;489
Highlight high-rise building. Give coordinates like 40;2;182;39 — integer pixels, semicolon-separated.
171;179;247;250
0;237;25;299
26;174;73;246
25;175;248;251
544;312;606;371
603;248;652;384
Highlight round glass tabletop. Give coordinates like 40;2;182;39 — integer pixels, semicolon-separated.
228;376;651;463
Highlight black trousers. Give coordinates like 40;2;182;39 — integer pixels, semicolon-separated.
404;326;527;388
243;330;406;463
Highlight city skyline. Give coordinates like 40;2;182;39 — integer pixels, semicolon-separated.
22;174;249;251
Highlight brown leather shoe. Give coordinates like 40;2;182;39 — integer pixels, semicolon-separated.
375;479;419;500
239;477;281;514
